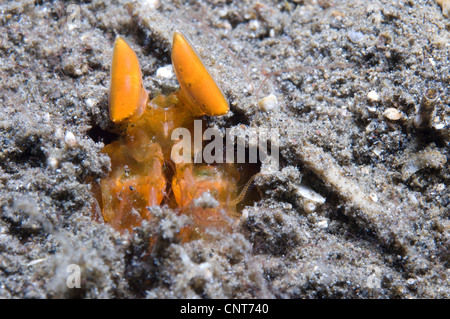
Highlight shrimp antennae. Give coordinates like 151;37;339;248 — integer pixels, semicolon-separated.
227;172;262;206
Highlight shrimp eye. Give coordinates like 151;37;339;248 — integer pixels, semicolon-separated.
171;31;229;116
109;36;148;123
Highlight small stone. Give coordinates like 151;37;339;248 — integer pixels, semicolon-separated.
248;20;260;31
369;193;378;202
156;65;174;79
367;90;380;102
54;128;64;140
85;98;96;108
47;156;59;169
304;201;317;213
258;94;278;112
406;278;416;285
218;21;232;31
43;112;51;123
143;0;160;10
384;108;404;121
240;209;249;222
297;185;326;204
317;220;328;229
348;30;364;43
64;131;77;148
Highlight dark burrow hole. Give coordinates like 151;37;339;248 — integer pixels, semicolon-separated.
226;107;251;126
87;124;120;145
5;135;47;171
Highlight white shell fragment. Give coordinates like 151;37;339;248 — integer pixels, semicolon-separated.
258;94;278;112
156;65;174;79
369;193;379;203
248;20;260;31
47;156;59;170
64;131;77;148
26;258;47;267
367;90;380;102
304;201;318;214
348;30;364;43
296;185;326;204
316;220;329;229
43;112;51;123
85;98;96;108
143;0;160;10
383;108;404;121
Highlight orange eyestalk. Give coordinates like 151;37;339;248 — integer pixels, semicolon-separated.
171;31;229;116
109;36;148;123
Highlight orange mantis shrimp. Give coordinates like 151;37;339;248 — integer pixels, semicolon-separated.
94;31;243;239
